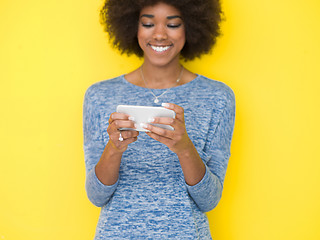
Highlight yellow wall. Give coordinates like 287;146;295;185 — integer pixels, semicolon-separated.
1;0;319;239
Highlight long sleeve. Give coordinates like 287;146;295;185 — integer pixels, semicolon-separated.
83;85;118;207
81;75;234;238
186;88;236;212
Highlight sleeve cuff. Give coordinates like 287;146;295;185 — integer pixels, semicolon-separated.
90;167;119;190
185;164;210;193
85;167;119;207
185;164;223;212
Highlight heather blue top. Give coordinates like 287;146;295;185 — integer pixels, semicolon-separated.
83;74;235;239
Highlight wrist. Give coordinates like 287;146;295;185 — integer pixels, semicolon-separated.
175;141;206;186
106;141;125;156
96;142;123;186
107;138;129;154
175;139;195;158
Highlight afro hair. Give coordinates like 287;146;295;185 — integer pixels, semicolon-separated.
100;0;223;61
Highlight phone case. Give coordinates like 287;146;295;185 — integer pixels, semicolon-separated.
116;105;175;132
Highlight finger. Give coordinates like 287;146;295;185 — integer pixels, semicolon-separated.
109;112;132;123
120;130;139;140
122;136;138;145
141;123;174;139
110;135;138;151
148;117;174;126
148;114;188;135
145;127;172;141
148;117;180;133
161;103;184;121
146;131;172;143
110;130;138;144
118;134;138;145
112;120;136;130
107;121;135;137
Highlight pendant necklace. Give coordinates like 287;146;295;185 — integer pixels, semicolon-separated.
140;66;184;104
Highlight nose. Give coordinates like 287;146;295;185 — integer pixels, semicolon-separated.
152;25;167;41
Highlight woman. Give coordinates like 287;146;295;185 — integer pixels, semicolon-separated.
83;0;235;239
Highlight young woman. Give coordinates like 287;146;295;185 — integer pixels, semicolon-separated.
83;0;235;239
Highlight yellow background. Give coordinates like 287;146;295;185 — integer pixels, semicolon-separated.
1;0;319;239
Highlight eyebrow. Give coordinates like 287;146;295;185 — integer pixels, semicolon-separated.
140;14;154;18
167;15;182;20
140;14;182;20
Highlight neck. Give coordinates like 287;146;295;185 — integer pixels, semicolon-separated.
141;62;183;89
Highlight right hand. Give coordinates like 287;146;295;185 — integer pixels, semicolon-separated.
107;112;139;153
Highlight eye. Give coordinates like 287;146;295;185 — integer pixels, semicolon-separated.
167;24;182;29
141;23;154;28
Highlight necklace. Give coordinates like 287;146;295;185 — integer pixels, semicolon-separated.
140;66;184;104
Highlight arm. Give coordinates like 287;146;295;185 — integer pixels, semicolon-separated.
143;92;235;212
186;92;236;212
83;86;138;207
83;86;114;207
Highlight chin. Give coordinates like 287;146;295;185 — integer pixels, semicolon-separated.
144;53;181;68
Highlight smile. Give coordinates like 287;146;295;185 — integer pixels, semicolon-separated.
150;44;172;52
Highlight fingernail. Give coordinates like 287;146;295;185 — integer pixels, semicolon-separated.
147;117;155;123
162;103;170;108
134;123;138;129
129;116;135;121
140;123;148;129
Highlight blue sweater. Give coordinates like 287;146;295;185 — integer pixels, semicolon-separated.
83;75;235;239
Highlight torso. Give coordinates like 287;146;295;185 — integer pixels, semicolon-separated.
85;74;235;239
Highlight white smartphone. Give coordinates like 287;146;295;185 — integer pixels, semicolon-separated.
116;105;175;132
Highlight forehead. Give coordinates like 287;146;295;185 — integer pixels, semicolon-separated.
140;2;181;17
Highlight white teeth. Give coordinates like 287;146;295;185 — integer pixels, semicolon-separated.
150;45;171;52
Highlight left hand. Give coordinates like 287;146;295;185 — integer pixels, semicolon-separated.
142;103;193;155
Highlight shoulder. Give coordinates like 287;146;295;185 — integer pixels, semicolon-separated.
194;76;236;131
197;75;234;98
190;75;235;106
85;76;122;94
84;76;125;105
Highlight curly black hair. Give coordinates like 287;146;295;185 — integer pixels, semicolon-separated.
100;0;223;61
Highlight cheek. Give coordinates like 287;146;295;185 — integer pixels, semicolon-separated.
174;27;186;43
137;33;145;49
137;29;148;47
176;31;186;47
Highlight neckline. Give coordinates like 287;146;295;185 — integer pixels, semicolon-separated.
121;74;201;92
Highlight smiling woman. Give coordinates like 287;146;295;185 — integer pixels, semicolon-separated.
83;0;235;239
137;4;186;68
100;0;223;60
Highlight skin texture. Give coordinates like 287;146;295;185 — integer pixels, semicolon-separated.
137;4;185;68
95;2;205;187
